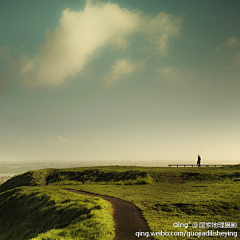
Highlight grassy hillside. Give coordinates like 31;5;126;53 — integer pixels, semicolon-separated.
2;165;239;192
50;165;240;240
44;164;240;185
0;165;239;239
47;168;153;185
0;186;114;240
0;169;53;192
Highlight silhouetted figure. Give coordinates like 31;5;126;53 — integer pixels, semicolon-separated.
197;155;201;167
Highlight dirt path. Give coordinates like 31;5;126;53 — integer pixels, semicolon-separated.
63;188;152;240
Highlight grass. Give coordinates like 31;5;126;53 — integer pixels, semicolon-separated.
47;168;153;185
66;181;239;237
0;186;114;240
0;169;53;192
0;165;239;239
53;165;240;239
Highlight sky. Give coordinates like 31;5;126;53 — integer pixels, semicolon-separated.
0;0;240;165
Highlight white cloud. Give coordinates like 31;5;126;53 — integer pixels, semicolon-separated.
20;0;139;86
1;0;182;88
225;51;240;76
215;37;240;76
140;12;182;56
44;139;53;144
155;65;198;83
111;36;131;51
44;137;90;146
57;136;76;144
102;58;146;85
215;37;240;53
156;65;183;81
103;59;135;85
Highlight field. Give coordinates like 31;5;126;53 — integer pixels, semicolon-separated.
0;165;239;239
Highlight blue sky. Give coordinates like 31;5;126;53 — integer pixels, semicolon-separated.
0;0;240;165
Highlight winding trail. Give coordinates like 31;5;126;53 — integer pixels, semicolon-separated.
45;172;152;239
63;189;152;240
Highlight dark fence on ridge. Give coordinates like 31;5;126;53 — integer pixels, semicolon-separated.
168;164;226;167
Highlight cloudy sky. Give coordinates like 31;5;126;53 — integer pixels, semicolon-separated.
0;0;240;165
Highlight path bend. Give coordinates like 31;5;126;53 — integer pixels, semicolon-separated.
63;189;152;240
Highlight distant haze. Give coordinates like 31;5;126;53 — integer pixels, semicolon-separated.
0;0;240;165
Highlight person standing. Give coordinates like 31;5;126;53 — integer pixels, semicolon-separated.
197;155;201;167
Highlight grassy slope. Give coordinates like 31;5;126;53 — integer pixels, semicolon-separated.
52;165;240;240
0;186;114;240
0;165;239;239
0;169;53;192
48;167;153;185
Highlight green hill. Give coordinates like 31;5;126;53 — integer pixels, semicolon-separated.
0;165;239;239
0;169;52;192
0;186;114;240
